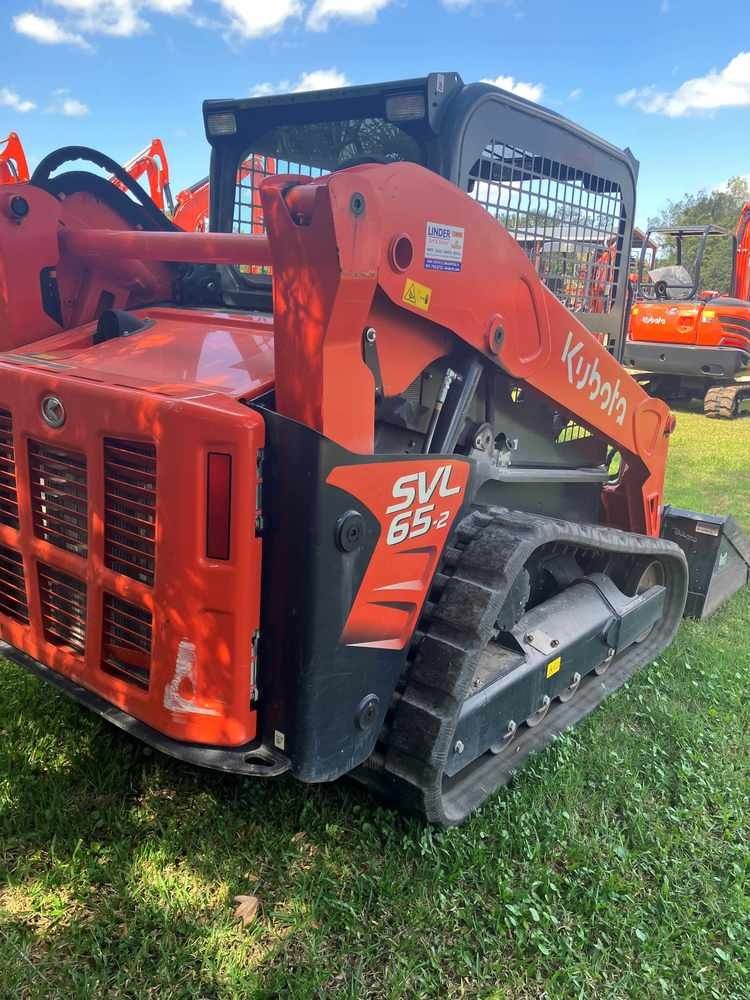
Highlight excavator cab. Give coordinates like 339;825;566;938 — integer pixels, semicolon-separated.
203;72;638;359
634;224;736;302
626;220;750;416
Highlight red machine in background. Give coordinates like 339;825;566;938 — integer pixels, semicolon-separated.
173;155;277;233
0;133;30;184
2;130;271;239
111;138;174;215
626;208;750;418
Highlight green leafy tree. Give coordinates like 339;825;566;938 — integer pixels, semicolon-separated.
648;177;750;294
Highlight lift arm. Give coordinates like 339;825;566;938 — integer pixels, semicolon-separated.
260;163;672;537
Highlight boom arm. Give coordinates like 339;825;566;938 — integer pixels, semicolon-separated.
112;138;173;214
734;201;750;301
260;163;672;537
0;132;29;184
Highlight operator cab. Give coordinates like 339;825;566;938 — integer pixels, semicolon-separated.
636;224;737;302
202;71;639;361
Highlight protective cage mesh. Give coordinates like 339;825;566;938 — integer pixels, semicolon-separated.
233;156;328;236
232;140;626;323
467;140;625;318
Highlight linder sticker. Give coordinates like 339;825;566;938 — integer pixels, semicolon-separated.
424;221;464;272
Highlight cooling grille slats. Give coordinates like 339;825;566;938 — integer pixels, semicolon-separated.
29;440;88;556
102;593;152;689
0;544;29;622
104;438;156;587
0;409;19;529
38;564;86;653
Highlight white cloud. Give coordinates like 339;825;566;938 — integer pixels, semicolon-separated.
481;74;544;103
217;0;302;37
442;0;525;14
0;87;36;113
617;52;750;117
12;12;89;47
568;87;583;100
13;1;192;44
250;68;350;98
46;89;90;116
307;0;394;31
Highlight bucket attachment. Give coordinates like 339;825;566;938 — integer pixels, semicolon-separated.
661;506;750;619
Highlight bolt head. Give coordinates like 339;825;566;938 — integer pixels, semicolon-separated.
336;510;365;552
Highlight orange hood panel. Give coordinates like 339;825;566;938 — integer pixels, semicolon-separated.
0;306;275;400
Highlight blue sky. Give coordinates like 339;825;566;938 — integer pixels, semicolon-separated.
2;0;750;226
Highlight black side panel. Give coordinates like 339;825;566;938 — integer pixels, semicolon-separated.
256;407;471;782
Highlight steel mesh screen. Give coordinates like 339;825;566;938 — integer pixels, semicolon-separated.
233;155;328;236
467;141;624;317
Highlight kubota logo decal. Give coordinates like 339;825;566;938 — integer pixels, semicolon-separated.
385;465;462;545
641;315;667;325
562;332;628;427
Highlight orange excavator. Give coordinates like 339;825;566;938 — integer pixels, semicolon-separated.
1;131;269;241
625;205;750;418
0;133;30;185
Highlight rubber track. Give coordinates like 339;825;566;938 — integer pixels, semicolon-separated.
354;507;688;826
704;383;750;419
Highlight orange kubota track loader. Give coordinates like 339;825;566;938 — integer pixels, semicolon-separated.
0;74;748;825
625;211;750;418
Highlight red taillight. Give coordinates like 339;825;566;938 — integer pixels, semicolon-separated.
206;452;232;560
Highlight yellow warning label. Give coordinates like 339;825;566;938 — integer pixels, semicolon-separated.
402;277;432;312
546;656;561;679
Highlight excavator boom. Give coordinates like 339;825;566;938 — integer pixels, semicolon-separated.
111;138;174;215
0;132;30;184
734;201;750;301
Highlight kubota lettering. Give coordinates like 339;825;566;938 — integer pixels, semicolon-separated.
562;331;628;427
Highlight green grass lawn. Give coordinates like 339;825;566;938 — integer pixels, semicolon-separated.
1;409;749;999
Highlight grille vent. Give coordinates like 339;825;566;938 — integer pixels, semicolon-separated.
0;544;29;623
0;409;19;529
104;438;156;586
102;594;152;689
29;441;88;556
38;564;86;653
